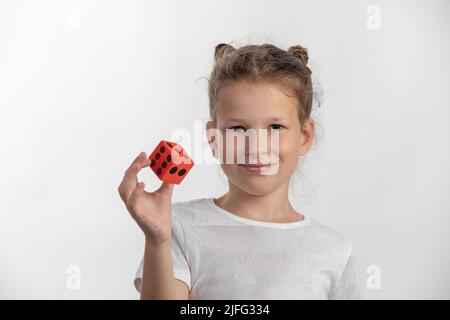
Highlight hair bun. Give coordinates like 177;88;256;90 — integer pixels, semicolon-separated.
214;43;235;61
288;45;309;66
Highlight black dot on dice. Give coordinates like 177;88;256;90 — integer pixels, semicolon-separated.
166;154;171;162
155;152;160;159
167;143;173;147
169;167;178;174
162;161;167;168
178;169;187;176
160;146;165;153
156;168;162;175
150;159;155;166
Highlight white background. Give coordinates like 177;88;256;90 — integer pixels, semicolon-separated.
1;0;449;299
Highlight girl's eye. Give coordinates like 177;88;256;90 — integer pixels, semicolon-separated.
270;124;284;130
229;126;246;132
229;125;283;132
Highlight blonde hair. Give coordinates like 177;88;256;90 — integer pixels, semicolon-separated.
207;43;319;128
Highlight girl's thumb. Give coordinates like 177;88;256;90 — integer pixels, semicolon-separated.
157;181;174;197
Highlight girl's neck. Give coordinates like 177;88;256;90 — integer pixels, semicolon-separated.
214;183;305;223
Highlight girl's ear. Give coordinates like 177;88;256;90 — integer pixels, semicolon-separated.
299;118;315;156
205;120;218;159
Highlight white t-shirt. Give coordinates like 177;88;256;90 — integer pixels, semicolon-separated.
134;197;360;299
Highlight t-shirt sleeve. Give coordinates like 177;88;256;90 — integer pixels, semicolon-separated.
133;215;191;294
328;252;361;300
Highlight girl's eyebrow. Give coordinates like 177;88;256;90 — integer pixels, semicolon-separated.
225;118;246;123
225;116;285;123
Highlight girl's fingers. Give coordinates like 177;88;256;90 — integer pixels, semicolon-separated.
126;182;146;212
155;181;174;199
119;152;151;203
131;181;146;198
124;152;148;177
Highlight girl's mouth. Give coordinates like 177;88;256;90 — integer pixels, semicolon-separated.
239;163;273;173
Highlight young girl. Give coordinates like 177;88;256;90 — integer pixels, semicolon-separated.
118;43;360;299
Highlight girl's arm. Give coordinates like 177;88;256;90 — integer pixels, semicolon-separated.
118;152;188;299
140;238;189;300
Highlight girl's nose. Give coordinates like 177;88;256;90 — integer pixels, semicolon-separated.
245;130;274;154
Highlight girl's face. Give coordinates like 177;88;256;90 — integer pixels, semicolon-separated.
206;80;315;196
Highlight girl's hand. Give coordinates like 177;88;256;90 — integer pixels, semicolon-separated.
118;152;175;245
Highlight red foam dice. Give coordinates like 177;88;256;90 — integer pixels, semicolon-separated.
148;140;194;185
